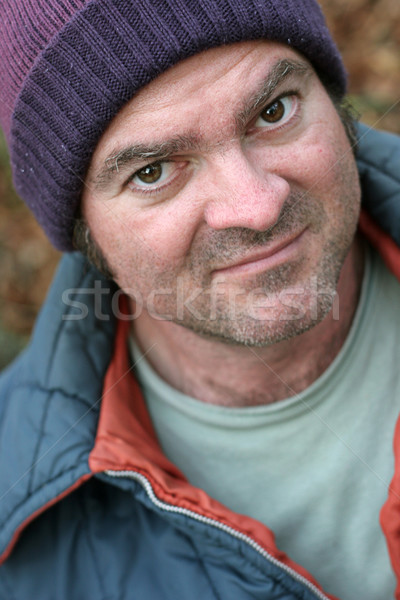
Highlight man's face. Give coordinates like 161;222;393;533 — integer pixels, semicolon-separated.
82;40;361;346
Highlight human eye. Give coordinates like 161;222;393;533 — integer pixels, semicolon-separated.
124;159;192;201
127;161;173;192
254;94;298;130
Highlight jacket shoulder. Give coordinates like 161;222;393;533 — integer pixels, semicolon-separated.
0;253;117;563
357;123;400;246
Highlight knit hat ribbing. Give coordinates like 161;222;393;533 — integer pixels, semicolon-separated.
0;0;347;251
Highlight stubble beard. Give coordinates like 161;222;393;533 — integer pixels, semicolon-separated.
148;187;359;348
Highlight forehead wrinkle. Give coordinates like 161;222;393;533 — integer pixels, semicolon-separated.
236;58;312;130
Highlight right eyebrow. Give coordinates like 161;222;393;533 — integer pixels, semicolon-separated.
93;134;202;190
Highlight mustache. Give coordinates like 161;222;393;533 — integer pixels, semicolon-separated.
197;191;322;261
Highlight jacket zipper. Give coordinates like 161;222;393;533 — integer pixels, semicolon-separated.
105;469;331;600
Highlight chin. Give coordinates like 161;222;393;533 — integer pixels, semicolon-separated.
174;293;336;348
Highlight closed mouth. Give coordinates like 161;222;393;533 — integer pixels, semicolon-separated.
212;228;307;277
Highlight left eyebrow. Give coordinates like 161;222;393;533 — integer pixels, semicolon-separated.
236;58;312;129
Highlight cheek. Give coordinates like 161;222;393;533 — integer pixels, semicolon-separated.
84;205;133;263
84;196;201;289
126;197;202;258
296;130;361;244
285;126;360;209
291;137;343;185
313;132;361;216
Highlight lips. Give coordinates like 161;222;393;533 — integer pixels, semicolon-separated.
212;228;307;277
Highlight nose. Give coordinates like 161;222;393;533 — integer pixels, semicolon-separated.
203;150;290;231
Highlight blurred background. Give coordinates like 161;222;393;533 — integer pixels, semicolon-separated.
0;0;399;369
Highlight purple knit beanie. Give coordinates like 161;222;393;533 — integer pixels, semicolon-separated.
0;0;346;251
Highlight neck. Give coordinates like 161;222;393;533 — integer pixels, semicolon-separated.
132;236;365;407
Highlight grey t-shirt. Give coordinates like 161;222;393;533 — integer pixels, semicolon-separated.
131;245;399;599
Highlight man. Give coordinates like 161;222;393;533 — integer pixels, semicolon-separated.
0;1;400;599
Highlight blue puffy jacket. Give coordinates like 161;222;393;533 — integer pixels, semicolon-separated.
1;124;400;600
